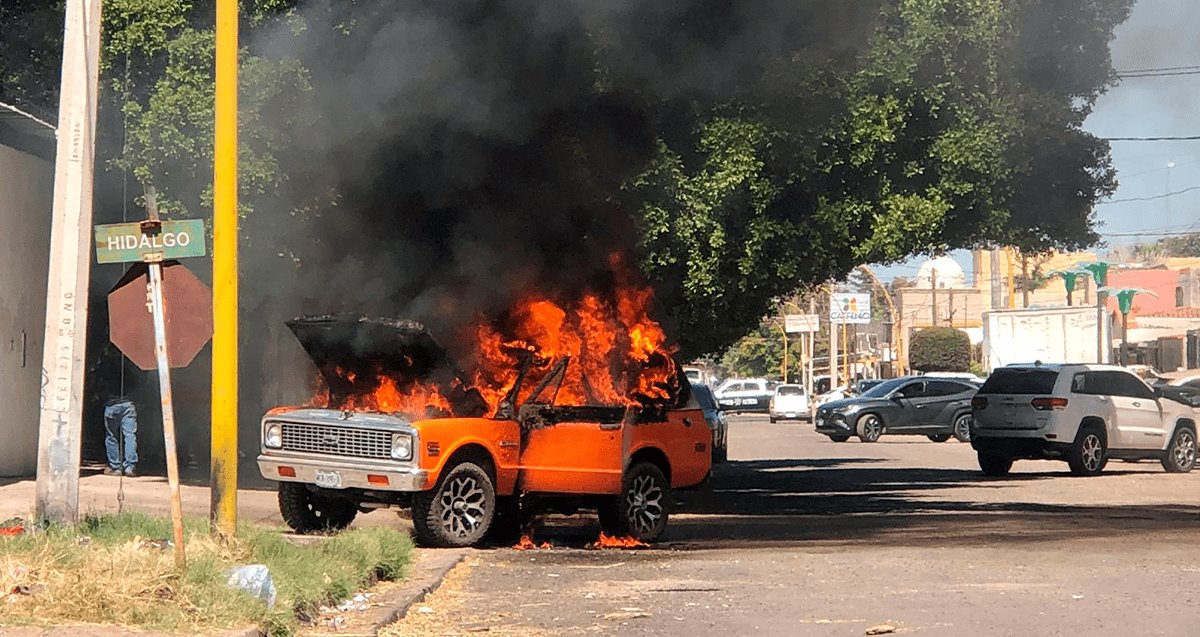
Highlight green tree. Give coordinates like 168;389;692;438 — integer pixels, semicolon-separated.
909;327;971;372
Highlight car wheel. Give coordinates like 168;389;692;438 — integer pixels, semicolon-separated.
856;414;883;443
978;452;1013;476
1067;427;1107;477
927;434;952;443
598;462;669;542
953;413;973;442
1162;426;1197;473
829;435;850;443
278;482;357;533
412;462;496;548
769;416;777;423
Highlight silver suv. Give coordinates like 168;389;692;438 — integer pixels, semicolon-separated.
970;364;1197;476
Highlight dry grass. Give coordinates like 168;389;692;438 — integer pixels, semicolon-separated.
0;513;412;637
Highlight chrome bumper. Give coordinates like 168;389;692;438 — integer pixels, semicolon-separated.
257;453;429;492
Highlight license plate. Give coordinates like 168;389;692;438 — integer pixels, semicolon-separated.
314;470;342;489
786;413;797;418
739;398;757;406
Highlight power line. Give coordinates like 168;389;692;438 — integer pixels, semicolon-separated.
1105;136;1200;142
1098;185;1200;204
1118;64;1200;74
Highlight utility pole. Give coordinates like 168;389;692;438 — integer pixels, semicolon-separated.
989;249;1002;310
35;0;103;525
211;0;239;537
930;268;938;327
829;289;839;387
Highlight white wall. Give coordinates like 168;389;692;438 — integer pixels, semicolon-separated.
0;143;53;477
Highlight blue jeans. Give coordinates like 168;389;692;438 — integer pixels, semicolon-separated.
104;401;138;471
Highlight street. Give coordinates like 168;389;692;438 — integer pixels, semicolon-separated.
385;413;1200;636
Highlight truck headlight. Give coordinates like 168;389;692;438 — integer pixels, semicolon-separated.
391;433;414;461
264;423;282;449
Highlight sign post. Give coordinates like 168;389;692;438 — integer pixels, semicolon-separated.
830;293;872;388
95;209;206;569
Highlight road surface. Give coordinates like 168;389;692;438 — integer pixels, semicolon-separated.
382;414;1200;636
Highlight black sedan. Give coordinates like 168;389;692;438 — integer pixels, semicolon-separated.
814;376;977;443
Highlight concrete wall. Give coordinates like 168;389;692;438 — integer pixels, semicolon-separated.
0;143;53;477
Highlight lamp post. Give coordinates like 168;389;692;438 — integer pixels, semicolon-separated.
1081;261;1116;364
1048;268;1089;307
1099;287;1157;365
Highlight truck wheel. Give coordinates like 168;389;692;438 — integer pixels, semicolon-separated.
927;434;951;443
598;462;669;543
278;482;357;533
978;452;1013;477
953;414;973;442
1068;427;1107;476
1162;426;1197;473
485;497;526;546
856;414;883;443
412;462;495;548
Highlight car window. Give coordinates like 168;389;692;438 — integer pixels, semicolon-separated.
1112;372;1155;399
926;381;971;397
776;385;804;396
977;369;1059;395
691;385;717;410
1071;373;1097;395
897;382;926;398
1183;379;1200;390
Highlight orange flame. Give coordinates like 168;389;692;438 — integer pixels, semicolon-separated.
305;258;680;417
586;532;649;549
512;534;552;550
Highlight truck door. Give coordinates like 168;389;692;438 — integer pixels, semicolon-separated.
1106;371;1167;450
516;407;626;495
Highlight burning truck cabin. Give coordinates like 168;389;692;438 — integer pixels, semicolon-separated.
258;315;711;547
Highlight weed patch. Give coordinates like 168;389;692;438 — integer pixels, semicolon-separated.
0;512;412;636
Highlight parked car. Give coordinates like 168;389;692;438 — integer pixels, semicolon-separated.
814;376;977;443
714;378;775;413
971;363;1197;477
769;384;810;423
692;383;729;463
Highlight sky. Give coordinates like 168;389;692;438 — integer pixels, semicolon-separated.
875;0;1200;283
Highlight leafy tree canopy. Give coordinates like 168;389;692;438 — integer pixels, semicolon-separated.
909;326;971;373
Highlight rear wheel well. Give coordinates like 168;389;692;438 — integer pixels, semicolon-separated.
442;443;496;482
1079;416;1106;436
629;447;671;484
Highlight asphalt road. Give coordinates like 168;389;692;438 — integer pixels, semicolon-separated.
384;413;1200;637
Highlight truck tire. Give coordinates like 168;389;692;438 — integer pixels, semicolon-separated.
1067;426;1107;476
1162;425;1197;473
412;462;495;548
598;462;669;543
278;482;357;533
484;497;526;546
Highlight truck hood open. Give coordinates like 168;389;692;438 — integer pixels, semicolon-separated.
288;315;452;384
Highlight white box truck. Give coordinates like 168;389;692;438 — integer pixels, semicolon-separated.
982;306;1112;372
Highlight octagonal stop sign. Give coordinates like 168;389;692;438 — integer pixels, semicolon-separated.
109;261;214;370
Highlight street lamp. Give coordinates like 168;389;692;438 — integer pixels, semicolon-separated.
1098;287;1157;365
1048;268;1090;306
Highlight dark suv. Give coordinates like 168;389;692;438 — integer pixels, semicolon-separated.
815;376;978;443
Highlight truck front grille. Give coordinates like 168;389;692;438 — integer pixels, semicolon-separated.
279;422;392;459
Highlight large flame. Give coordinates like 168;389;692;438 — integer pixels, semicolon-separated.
306;260;680;417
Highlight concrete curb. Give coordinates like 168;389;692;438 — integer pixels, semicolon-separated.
365;549;467;633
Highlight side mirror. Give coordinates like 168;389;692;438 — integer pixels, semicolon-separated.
1152;385;1164;398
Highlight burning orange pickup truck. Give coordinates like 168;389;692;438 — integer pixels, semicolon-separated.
257;316;711;547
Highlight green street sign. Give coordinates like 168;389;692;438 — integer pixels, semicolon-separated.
94;219;207;264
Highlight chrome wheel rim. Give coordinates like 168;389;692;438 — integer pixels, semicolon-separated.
1081;434;1103;471
862;416;882;441
440;475;487;538
955;415;972;440
1175;430;1196;469
625;474;664;537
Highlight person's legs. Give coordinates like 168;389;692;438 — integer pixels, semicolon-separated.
103;404;122;472
119;403;138;473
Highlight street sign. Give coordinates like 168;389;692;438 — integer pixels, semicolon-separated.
108;261;214;370
830;293;872;324
94;219;206;264
785;314;821;333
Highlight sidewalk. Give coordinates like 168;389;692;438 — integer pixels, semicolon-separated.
0;469;407;531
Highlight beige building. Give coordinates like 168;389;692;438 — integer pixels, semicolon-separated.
0;103;55;477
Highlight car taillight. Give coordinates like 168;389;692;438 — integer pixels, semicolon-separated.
971;397;988;410
1031;397;1069;411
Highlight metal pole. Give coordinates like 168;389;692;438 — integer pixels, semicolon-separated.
211;0;240;537
1121;311;1130;366
147;257;186;568
35;0;103;525
829;290;839;387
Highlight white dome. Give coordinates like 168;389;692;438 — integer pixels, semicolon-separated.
914;256;966;289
